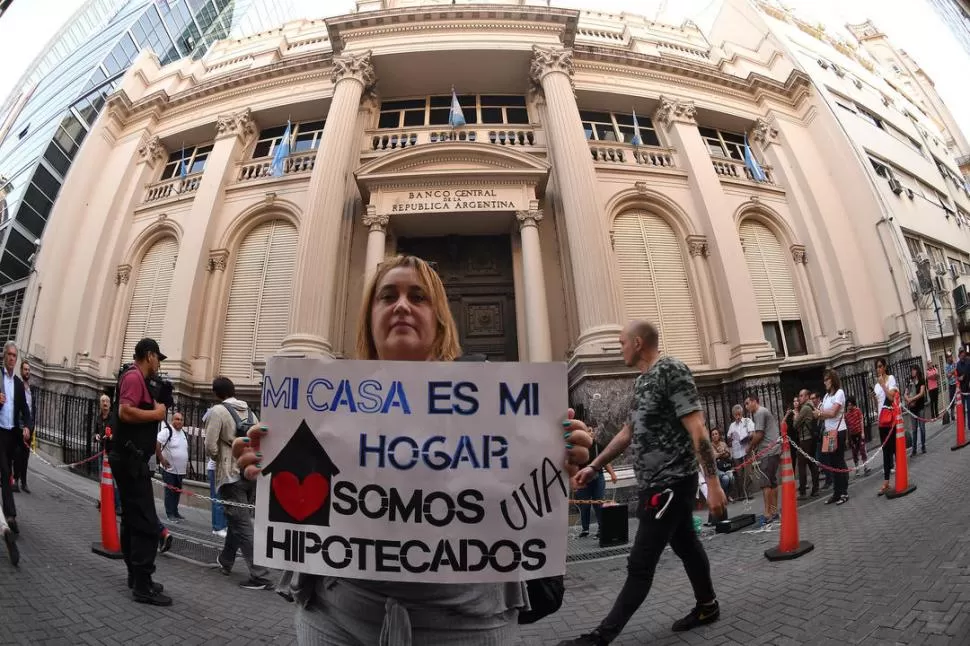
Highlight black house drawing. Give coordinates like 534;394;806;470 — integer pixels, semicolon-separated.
261;420;340;526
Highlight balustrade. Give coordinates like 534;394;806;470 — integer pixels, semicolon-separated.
236;150;316;182
588;142;677;169
366;126;540;152
143;174;201;203
711;155;775;184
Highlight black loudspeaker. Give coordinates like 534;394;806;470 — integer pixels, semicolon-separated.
715;512;757;534
598;503;629;547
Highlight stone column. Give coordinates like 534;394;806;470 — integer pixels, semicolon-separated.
361;206;388;286
516;206;552;362
655;97;774;363
685;234;726;364
529;46;622;357
282;52;375;356
161;109;256;379
191;248;230;379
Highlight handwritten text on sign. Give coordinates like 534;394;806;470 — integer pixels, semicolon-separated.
253;358;569;584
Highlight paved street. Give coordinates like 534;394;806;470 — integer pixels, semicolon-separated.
3;421;970;645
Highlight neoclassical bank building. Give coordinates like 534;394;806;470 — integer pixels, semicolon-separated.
28;0;961;418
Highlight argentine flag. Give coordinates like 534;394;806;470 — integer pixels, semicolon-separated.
630;108;643;147
743;135;767;182
179;147;188;179
271;120;292;177
448;87;466;128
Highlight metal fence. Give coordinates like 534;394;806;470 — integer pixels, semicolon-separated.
33;388;261;484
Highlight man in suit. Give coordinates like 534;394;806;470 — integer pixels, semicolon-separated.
12;360;36;493
0;340;30;536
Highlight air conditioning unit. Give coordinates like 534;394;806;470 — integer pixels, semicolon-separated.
934;275;947;292
915;252;930;265
817;59;829;69
905;188;915;199
954;284;969;311
935;262;949;276
889;178;903;194
951;265;960;280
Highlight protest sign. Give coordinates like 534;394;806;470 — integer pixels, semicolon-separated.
253;357;570;584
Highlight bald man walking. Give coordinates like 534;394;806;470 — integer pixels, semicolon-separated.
559;321;725;645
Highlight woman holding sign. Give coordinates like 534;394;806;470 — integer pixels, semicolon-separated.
235;255;592;645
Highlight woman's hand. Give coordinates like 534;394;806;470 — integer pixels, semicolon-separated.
233;425;267;481
562;408;592;478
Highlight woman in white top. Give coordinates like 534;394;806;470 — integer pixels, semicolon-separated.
815;369;849;505
872;357;899;496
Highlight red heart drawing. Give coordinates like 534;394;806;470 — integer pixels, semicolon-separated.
271;472;330;522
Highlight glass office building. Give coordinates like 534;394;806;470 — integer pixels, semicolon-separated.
0;0;295;343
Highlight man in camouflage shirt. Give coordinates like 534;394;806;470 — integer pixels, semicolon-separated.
560;321;726;646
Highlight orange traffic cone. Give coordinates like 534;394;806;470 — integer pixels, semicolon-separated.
91;453;124;559
952;384;969;451
764;420;814;561
885;394;917;499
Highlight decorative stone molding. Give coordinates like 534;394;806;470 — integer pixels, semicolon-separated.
215;108;256;141
362;206;389;232
653;96;696;130
115;264;132;285
750;118;778;146
790;244;808;264
529;46;574;90
207;249;229;272
634;181;648;194
331;51;376;88
137;135;166;164
686;235;710;258
515;209;544;230
264;191;277;205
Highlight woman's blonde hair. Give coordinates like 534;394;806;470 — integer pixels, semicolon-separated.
355;255;461;362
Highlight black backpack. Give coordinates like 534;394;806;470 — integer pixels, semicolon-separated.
222;403;255;439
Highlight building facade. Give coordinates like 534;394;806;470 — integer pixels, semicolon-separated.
927;0;970;60
27;0;970;411
0;0;295;346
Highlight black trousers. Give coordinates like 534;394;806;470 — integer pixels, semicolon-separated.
13;430;30;485
0;429;19;518
797;436;819;494
821;430;848;498
596;478;716;641
109;452;159;589
879;425;894;481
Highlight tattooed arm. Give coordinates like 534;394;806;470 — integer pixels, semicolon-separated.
683;411;727;516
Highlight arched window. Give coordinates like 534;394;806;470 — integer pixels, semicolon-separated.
219;219;297;382
613;211;702;364
121;237;178;361
739;219;806;357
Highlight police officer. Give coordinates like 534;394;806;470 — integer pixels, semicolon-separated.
110;338;172;606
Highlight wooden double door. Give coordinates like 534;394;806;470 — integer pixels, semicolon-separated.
396;235;518;361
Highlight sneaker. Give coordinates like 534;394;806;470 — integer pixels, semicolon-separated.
214;558;231;575
212;529;227;539
127;574;164;593
578;530;589;538
672;601;720;632
133;587;173;606
854;466;861;476
769;513;780;524
824;496;838;505
239;578;272;591
158;530;173;554
556;632;607;646
166;516;181;525
3;528;18;567
835;495;849;506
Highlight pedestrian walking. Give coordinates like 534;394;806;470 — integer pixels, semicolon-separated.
234;255;592;643
0;341;30;541
873;358;899;497
905;365;927;456
844;395;869;476
558;320;725;645
816;369;849;505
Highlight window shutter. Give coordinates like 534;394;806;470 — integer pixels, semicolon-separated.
219;220;297;383
122;237;178;362
739;220;800;321
613;211;702;365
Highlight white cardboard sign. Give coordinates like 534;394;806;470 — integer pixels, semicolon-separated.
253;357;570;584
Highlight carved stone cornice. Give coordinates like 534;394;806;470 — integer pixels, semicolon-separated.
653;96;696;130
515;208;544;230
362;206;389;232
137;135;166;165
115;264;132;285
686;235;710;258
331;51;376;88
207;249;229;272
215;108;256;141
750;117;778;147
529;46;574;91
790;244;808;265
